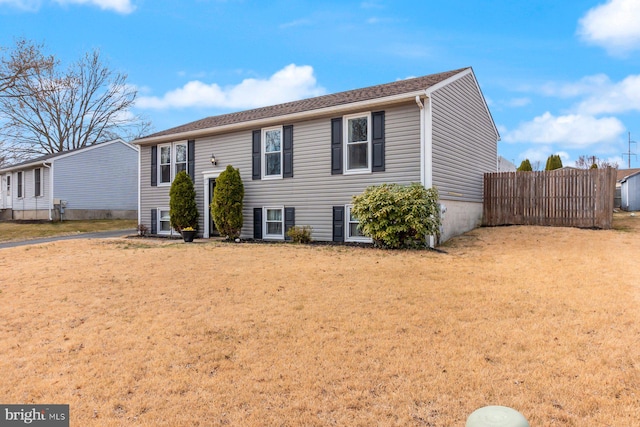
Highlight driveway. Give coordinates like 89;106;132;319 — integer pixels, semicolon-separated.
0;229;136;249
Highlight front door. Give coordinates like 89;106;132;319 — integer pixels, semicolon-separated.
208;178;219;237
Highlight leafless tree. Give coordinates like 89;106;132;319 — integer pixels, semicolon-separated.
0;41;149;162
574;155;618;169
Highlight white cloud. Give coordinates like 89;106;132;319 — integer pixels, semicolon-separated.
506;97;531;107
503;112;625;148
539;74;640;115
577;0;640;55
54;0;135;13
136;64;326;110
0;0;135;12
0;0;41;11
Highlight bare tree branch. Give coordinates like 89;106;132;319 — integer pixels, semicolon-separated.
0;41;149;162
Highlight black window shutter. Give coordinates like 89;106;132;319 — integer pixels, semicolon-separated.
252;130;261;180
253;208;263;239
332;206;344;242
151;145;157;187
283;125;293;178
372;111;385;172
284;207;295;241
151;209;157;234
188;139;195;182
331;118;343;175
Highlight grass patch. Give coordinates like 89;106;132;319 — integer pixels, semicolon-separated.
0;219;136;242
0;216;638;425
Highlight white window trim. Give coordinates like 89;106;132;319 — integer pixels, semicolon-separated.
343;112;372;175
34;167;44;198
261;125;283;180
263;206;285;240
157;207;174;236
158;141;188;186
345;204;372;243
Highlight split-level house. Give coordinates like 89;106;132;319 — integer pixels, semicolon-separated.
133;67;499;243
0;139;138;221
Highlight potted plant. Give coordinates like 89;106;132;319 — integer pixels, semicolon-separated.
169;171;199;242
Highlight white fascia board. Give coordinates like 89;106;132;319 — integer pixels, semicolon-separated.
133;91;427;146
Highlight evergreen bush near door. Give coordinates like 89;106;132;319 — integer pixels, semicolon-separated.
211;165;244;240
169;171;199;233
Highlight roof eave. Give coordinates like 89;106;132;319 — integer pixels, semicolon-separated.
133;90;429;146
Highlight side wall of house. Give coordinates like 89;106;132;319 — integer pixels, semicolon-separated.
7;166;52;220
430;73;498;241
139;101;423;241
54;142;138;218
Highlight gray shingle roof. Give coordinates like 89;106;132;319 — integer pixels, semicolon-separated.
139;67;469;141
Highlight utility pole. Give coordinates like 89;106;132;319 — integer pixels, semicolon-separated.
623;132;637;168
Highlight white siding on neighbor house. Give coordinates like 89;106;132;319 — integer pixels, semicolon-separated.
9;166;51;212
431;73;498;203
54;142;138;210
139;101;422;241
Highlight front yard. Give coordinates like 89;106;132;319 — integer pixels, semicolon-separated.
0;214;638;425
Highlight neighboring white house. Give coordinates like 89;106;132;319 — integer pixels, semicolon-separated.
498;156;517;172
134;67;500;243
620;170;640;211
0;139;138;221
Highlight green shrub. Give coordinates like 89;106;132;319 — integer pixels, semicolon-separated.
286;225;313;243
517;159;533;171
545;154;563;170
351;183;440;249
211;165;244;240
169;171;198;232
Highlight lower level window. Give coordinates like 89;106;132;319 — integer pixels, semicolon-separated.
346;204;371;243
159;208;172;234
264;207;284;239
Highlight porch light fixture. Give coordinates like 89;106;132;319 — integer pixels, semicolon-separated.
210;154;217;165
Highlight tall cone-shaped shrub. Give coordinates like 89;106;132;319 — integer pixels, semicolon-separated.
169;170;198;232
211;165;244;240
517;159;533;171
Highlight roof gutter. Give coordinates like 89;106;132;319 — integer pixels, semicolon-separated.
133;90;429;146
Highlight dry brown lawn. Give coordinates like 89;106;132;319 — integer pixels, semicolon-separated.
1;214;639;426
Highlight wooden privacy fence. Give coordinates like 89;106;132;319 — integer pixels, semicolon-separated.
483;168;617;229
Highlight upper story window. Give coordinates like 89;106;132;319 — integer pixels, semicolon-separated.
263;126;283;179
159;142;188;185
344;112;371;173
34;168;43;197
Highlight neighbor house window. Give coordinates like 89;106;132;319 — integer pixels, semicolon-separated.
346;204;372;243
158;208;172;234
262;126;283;178
344;112;371;173
34;168;43;197
17;171;23;198
263;207;284;239
158;142;188;185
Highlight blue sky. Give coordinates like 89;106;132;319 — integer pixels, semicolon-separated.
2;0;640;169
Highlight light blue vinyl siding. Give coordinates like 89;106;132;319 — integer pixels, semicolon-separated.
54;141;138;210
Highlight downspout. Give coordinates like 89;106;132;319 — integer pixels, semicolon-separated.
42;162;52;221
416;94;436;248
